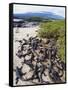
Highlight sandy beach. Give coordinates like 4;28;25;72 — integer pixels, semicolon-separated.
13;26;40;41
13;25;41;86
13;25;65;86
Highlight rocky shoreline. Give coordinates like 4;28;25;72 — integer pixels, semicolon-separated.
13;34;65;85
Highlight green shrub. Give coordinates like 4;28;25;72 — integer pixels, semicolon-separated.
38;20;65;39
56;36;65;62
38;20;65;61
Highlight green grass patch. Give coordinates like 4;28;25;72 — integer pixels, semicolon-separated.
38;20;65;61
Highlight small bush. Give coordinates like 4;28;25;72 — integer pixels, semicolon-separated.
38;20;65;61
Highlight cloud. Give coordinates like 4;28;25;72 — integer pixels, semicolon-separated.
14;4;65;17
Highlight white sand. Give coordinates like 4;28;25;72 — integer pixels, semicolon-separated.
13;26;40;86
13;26;40;41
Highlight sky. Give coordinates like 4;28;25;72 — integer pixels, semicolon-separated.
13;4;65;17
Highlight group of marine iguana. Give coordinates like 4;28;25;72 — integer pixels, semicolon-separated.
14;36;65;85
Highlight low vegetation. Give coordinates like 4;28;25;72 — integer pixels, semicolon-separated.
38;20;65;61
